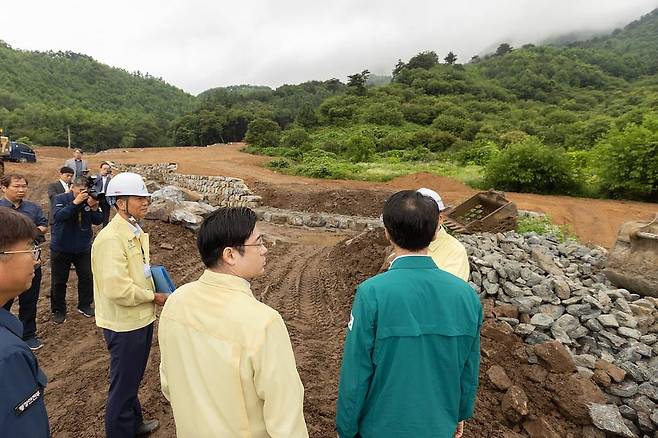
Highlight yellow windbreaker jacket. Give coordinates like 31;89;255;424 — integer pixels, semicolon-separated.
428;226;470;281
91;215;156;332
158;270;308;438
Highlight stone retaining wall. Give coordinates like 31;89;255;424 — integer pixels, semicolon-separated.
254;207;381;232
116;163;261;208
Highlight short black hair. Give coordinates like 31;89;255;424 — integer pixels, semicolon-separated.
0;174;28;188
0;207;36;252
60;166;74;174
71;177;87;187
382;190;438;251
100;162;110;168
197;207;257;268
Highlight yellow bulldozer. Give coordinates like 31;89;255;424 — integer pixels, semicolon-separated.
605;215;658;297
0;134;9;177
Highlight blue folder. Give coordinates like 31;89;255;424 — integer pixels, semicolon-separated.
151;265;176;294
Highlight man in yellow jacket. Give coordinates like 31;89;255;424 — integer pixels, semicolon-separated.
417;188;470;281
91;172;168;437
158;207;308;438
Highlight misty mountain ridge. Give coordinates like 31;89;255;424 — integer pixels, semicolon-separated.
0;6;657;149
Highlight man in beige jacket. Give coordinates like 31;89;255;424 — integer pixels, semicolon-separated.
92;172;168;437
159;207;308;437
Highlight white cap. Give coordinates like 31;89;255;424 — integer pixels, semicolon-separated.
417;187;445;211
105;172;151;198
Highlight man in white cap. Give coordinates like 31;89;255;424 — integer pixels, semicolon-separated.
91;172;168;437
415;188;469;281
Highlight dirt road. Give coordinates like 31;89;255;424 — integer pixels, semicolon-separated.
21;143;656;248
3;147;604;436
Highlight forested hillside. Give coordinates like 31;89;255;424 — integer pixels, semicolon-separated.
1;8;657;201
174;8;657;201
0;41;194;149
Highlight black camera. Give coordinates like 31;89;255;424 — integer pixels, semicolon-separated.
84;176;105;202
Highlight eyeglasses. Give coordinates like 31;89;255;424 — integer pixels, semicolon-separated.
0;245;41;260
239;236;268;248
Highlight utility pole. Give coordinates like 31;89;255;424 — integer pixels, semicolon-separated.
67;126;71;149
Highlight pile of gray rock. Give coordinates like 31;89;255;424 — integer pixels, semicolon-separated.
146;185;217;230
117;163;262;208
462;231;658;436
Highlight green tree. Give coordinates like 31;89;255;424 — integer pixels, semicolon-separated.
495;43;513;56
407;51;439;70
345;133;375;163
484;137;575;193
392;59;406;79
296;103;318;128
347;70;371;96
244;118;281;148
592;116;658;200
362;102;404;125
281;128;310;149
444;52;458;65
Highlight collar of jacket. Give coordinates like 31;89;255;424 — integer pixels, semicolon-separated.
389;255;437;270
0;308;23;338
429;226;449;249
198;270;253;297
109;214;146;242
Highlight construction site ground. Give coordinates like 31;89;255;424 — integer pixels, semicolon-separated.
3;145;657;437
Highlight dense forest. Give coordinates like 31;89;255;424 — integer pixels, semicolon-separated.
1;8;657;200
0;42;195;149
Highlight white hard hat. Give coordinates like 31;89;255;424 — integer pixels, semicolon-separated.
105;172;151;198
417;187;446;211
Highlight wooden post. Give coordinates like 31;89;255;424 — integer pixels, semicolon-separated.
67;126;71;149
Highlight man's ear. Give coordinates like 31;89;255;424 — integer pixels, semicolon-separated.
221;246;236;266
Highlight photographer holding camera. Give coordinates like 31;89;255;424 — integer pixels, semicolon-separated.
50;177;103;324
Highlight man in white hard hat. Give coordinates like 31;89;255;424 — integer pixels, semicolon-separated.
416;188;469;281
91;172;167;437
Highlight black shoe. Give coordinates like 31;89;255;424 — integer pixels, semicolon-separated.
136;419;159;436
25;337;44;351
77;306;95;318
53;311;66;324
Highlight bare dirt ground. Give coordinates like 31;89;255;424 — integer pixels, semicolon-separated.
3;145;656;437
30;143;656;248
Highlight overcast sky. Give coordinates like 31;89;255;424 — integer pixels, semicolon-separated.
3;1;658;95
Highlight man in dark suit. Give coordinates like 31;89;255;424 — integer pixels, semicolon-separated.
47;167;74;224
93;162;113;227
64;149;89;179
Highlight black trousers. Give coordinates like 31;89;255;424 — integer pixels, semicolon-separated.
50;249;93;314
3;265;42;340
103;324;153;438
100;199;111;227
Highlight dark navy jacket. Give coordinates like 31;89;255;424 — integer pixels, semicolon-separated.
51;192;103;254
0;308;50;437
0;198;47;244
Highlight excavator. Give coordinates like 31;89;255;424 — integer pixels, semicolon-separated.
0;134;8;177
605;214;658;297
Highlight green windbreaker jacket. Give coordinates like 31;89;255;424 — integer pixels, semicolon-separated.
337;255;482;438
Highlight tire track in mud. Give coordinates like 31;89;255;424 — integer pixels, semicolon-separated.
252;243;348;437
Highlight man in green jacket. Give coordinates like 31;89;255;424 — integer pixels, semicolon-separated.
337;190;483;438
